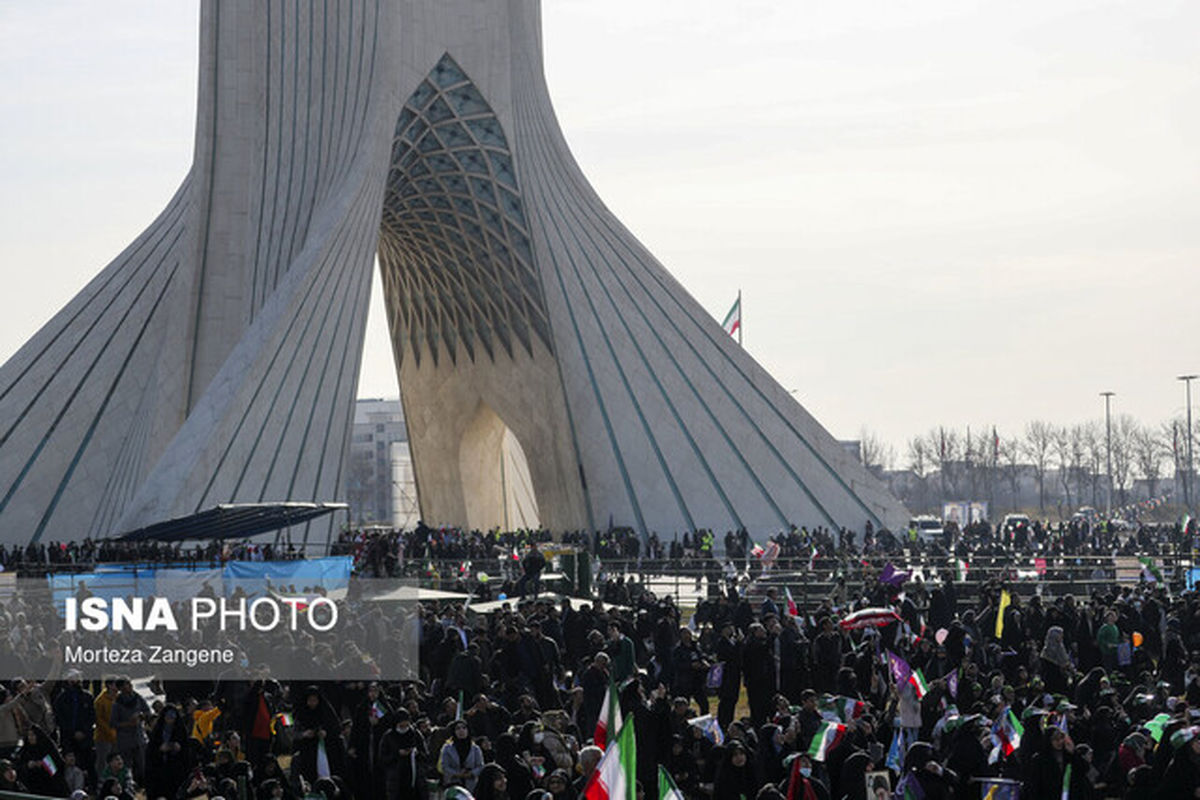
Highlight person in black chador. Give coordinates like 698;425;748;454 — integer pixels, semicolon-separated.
379;708;426;800
292;685;346;784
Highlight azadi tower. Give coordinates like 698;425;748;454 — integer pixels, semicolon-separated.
0;1;907;545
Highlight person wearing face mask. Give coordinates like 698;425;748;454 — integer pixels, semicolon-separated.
379;709;425;800
782;752;829;800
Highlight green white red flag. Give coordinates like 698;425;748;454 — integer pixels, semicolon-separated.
595;677;623;750
909;669;929;699
657;766;685;800
721;296;741;337
585;719;636;800
806;720;846;761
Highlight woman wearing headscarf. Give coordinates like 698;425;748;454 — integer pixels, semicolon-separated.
494;732;533;799
1022;727;1073;800
293;686;347;784
713;741;759;800
835;750;871;800
145;703;191;800
756;724;789;786
379;709;426;800
475;763;509;800
896;742;956;800
15;724;68;798
1040;627;1075;695
439;719;484;791
782;752;829;800
349;682;392;799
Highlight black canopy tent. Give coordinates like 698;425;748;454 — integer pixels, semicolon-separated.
114;502;348;543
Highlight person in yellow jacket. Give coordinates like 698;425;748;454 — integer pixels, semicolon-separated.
92;678;117;777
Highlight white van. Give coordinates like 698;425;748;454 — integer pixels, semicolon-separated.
908;515;944;542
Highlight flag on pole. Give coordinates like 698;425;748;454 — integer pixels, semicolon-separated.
455;691;464;721
657;766;685;800
995;590;1011;638
1138;556;1163;583
785;587;799;617
687;714;725;745
721;295;741;338
818;695;866;722
955;558;969;581
988;709;1024;762
371;700;387;721
887;650;912;688
595;678;623;750
1061;762;1072;800
585;719;637;800
806;720;846;761
897;772;926;800
908;669;929;699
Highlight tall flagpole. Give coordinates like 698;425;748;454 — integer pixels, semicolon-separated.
729;291;739;347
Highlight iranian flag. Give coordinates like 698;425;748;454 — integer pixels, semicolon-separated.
658;766;685;800
908;669;929;699
585;719;636;800
1138;556;1163;583
785;587;799;617
955;558;969;581
595;677;623;750
806;720;846;762
721;295;741;337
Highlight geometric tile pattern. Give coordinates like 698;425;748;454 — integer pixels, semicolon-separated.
379;54;552;366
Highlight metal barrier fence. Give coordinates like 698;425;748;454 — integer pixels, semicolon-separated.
411;551;1196;608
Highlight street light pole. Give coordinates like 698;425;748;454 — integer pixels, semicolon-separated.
1101;391;1114;520
1180;375;1198;513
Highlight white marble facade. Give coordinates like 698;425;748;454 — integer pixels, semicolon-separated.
0;1;908;546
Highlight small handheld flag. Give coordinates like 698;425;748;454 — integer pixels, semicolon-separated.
806;720;846;761
40;755;57;776
657;766;685;800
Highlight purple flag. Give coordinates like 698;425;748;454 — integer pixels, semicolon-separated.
887;650;912;688
879;562;910;587
947;669;959;699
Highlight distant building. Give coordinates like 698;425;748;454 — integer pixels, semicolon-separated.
349;399;418;528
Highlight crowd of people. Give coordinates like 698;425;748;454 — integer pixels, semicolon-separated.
2;515;1200;800
0;541;306;577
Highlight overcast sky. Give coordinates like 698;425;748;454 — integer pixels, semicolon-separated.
1;1;1197;457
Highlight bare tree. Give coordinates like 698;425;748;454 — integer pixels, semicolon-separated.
1023;421;1055;514
859;427;895;480
1082;422;1105;508
1052;425;1074;513
1133;423;1165;499
907;436;932;512
1068;424;1089;510
1110;414;1137;507
929;427;962;501
976;424;1000;513
997;434;1023;511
